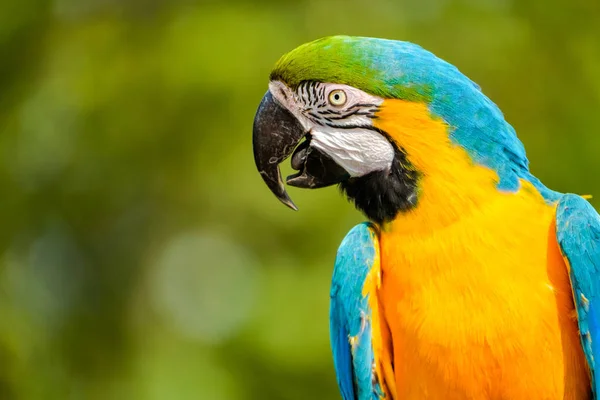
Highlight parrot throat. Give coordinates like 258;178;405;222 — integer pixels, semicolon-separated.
339;145;419;225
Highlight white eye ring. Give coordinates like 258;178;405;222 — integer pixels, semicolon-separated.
328;89;347;106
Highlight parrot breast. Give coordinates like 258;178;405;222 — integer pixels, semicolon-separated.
379;187;589;399
371;98;589;399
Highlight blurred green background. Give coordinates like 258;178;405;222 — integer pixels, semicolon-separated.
0;0;598;399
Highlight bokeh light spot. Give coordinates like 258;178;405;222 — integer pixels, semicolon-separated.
148;230;260;344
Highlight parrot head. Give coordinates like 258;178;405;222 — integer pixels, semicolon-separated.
253;36;552;224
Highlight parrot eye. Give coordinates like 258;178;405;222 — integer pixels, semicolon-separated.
328;90;347;106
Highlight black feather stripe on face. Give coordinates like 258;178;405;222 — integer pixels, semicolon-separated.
295;81;379;128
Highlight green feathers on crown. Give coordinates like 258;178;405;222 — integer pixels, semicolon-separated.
270;36;433;102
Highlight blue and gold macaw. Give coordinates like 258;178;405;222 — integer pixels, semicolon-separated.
252;36;600;399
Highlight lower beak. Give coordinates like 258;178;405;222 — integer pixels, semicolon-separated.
252;90;349;209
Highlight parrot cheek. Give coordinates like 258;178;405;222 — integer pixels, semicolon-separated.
309;127;395;178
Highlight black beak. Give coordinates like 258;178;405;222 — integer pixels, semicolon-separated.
252;90;349;209
253;91;305;210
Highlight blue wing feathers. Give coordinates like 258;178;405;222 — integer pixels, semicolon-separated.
330;291;356;400
330;223;383;400
556;194;600;398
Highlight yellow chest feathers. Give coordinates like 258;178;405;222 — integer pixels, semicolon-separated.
377;186;589;399
369;98;589;398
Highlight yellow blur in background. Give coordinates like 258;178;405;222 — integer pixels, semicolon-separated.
0;0;599;399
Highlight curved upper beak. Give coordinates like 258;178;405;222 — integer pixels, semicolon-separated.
253;90;350;210
252;91;305;210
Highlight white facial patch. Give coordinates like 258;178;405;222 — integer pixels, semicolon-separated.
269;80;394;177
311;126;394;177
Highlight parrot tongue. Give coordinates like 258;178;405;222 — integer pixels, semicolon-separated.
290;137;310;171
286;135;350;189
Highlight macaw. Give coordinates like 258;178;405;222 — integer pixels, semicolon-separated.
252;36;600;399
